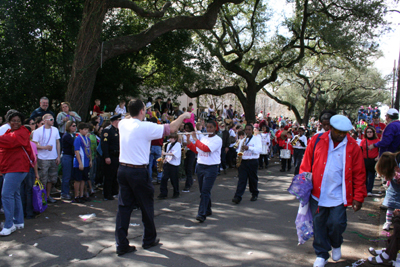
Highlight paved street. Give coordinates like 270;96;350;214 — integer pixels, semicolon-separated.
0;160;384;267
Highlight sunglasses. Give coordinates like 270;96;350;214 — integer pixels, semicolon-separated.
71;125;77;127
30;122;35;125
45;118;54;121
332;128;348;135
366;131;373;133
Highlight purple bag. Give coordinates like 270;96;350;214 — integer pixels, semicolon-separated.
295;203;314;245
287;172;313;207
32;180;47;213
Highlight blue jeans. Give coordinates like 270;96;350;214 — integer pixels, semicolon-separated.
0;175;3;208
197;164;218;217
20;168;35;218
366;171;375;193
2;172;27;228
309;197;347;260
61;154;74;196
149;146;162;182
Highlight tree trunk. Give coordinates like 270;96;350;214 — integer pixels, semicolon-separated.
241;88;256;122
65;0;109;121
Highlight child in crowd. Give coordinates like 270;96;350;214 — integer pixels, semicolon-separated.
376;152;400;231
158;133;182;199
73;123;92;203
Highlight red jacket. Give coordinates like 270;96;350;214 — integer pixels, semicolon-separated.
0;126;33;173
299;131;367;206
359;138;379;159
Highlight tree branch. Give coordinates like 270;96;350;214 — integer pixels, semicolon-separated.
110;0;172;17
262;88;302;123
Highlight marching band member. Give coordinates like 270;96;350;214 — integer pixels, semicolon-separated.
259;125;270;169
232;125;262;204
182;123;197;192
187;120;222;223
115;99;190;256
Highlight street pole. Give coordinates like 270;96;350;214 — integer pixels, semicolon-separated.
396;46;400;110
393;60;396;108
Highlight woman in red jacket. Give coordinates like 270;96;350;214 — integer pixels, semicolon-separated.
0;111;36;236
359;126;379;196
277;129;293;172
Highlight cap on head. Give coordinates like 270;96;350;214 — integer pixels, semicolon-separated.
387;108;399;116
330;115;353;132
110;113;122;121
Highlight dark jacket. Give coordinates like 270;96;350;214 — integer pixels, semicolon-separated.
375;120;400;155
30;107;58;128
221;130;230;148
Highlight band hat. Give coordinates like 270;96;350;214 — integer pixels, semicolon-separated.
110;113;122;121
330;115;353;132
387;108;399;116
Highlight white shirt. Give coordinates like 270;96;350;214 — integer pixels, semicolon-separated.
228;129;236;147
32;126;60;160
313;134;347;207
119;119;164;165
115;105;126;119
222;108;227;118
165;142;181;166
237;135;262;160
207;108;214;116
260;133;270;155
196;135;222;165
0;124;11;136
182;134;197;151
258;113;264;120
292;135;308;149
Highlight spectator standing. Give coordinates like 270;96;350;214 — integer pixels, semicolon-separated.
370;114;386;139
32;114;61;203
93;99;103;115
360;126;379;196
227;104;234;119
30;97;58;128
60;121;77;200
369;108;400;156
148;118;163;184
300;115;366;267
161;98;173;116
292;127;307;175
0;111;38;236
222;105;228;119
56;102;81;138
154;97;162;114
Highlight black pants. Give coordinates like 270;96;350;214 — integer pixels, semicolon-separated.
184;150;196;189
234;159;259;201
259;154;269;168
160;163;179;196
220;147;227;170
95;155;104;185
227;147;237;167
104;155;119;198
293;149;305;175
281;156;292;171
115;165;156;250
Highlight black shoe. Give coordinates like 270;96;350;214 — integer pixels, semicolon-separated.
74;197;83;203
104;197;115;201
206;210;212;216
117;245;137;256
250;196;258;202
223;169;227;174
232;197;241;204
287;168;292;171
142;238;160;249
172;194;179;199
196;215;205;223
279;169;286;172
157;195;167;199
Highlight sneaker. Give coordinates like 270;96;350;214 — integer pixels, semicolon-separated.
182;188;190;193
74;197;83;203
47;196;57;203
220;167;224;171
367;192;373;197
332;247;341;261
50;187;61;194
383;222;392;231
15;223;24;229
157;195;167;200
0;224;16;236
61;194;72;200
0;208;4;214
313;257;327;267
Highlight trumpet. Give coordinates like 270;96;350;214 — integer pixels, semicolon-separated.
233;139;240;149
291;135;300;146
176;132;214;135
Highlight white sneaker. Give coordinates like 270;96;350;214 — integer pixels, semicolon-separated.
15;223;24;229
367;192;373;197
0;208;4;214
313;257;327;267
332;247;341;261
383;222;392;231
0;224;16;236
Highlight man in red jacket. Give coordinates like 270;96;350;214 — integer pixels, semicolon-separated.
299;115;366;267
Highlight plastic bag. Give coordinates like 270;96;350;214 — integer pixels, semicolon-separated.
32;180;47;213
287;172;313;207
295;203;313;245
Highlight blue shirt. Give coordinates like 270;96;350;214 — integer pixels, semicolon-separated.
375;120;400;155
313;134;347;207
73;135;91;168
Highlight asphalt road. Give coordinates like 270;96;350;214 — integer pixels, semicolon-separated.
0;159;385;267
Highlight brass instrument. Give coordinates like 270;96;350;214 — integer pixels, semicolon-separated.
157;142;168;173
182;147;186;160
291;135;300;146
233;139;240;149
236;137;248;168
